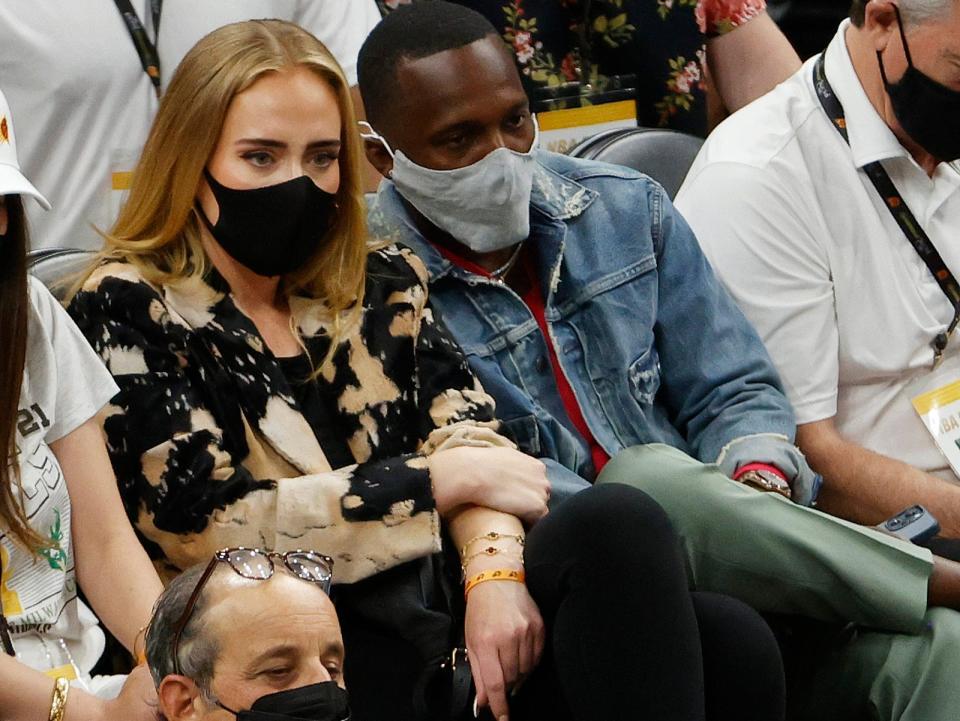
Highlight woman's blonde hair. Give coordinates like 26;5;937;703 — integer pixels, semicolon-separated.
73;19;368;347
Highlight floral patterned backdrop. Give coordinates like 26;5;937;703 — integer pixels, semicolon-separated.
377;0;708;136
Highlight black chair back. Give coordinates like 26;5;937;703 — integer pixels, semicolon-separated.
569;127;704;200
28;248;96;300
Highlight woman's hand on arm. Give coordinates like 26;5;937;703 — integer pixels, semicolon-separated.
52;417;163;653
428;446;550;524
0;654;158;721
448;506;545;721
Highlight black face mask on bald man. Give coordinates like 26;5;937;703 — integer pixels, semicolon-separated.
218;681;350;721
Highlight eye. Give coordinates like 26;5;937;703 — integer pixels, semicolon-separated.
444;132;468;150
242;151;274;168
261;666;293;680
310;151;339;169
506;112;528;129
325;663;343;681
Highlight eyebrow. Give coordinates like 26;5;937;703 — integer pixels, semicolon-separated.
247;643;298;667
234;138;342;150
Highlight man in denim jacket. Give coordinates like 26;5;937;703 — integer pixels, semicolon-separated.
359;4;960;718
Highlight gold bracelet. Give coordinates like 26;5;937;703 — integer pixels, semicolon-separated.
134;624;148;665
460;546;524;575
459;531;525;559
48;677;70;721
463;568;525;599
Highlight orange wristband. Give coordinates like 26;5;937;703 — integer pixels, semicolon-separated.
463;568;525;599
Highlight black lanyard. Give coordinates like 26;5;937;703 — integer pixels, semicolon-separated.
114;0;163;98
814;54;960;367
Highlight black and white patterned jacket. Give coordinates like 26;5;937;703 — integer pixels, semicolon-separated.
68;244;511;583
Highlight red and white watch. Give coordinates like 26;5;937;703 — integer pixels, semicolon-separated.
732;462;792;499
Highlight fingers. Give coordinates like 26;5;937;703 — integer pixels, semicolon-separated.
518;621;538;678
478;644;510;721
531;616;546;670
469;647;488;714
499;635;522;693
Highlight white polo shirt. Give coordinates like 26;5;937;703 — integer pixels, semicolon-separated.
676;21;960;480
157;0;383;88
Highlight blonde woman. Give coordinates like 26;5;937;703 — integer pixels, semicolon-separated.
68;21;784;721
0;87;162;721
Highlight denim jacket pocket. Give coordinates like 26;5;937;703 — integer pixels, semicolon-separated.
628;349;661;405
498;414;543;457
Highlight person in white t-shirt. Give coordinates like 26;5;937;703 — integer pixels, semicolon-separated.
677;1;960;544
0;88;163;721
157;0;382;90
0;1;160;252
0;0;382;252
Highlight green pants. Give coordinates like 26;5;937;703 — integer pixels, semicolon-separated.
598;444;960;721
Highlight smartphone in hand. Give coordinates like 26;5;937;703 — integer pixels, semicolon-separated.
875;505;940;544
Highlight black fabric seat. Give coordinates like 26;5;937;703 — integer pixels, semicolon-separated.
568;127;703;200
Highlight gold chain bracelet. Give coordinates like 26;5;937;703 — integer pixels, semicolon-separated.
460;546;524;576
459;531;525;559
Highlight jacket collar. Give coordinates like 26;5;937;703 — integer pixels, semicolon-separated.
368;153;596;283
161;269;332;476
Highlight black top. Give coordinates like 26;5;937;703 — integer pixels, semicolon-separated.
276;353;356;469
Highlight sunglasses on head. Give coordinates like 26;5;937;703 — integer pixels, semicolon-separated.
169;547;334;675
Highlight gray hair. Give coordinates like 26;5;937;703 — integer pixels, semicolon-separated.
850;0;955;27
145;562;224;701
901;0;956;24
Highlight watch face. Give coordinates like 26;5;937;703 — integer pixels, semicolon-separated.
739;470;792;500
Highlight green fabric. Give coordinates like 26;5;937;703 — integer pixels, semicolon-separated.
785;608;960;721
596;443;960;720
597;443;931;632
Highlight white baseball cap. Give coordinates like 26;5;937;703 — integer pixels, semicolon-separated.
0;87;50;210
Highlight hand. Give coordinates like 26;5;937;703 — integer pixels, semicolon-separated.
101;664;161;721
717;433;822;506
429;446;550;525
464;579;545;721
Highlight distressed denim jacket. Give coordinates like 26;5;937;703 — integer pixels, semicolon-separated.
369;151;798;483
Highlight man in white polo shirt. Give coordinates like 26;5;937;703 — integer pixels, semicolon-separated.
677;0;960;550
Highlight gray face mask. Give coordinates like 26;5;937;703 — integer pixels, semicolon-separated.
361;120;539;254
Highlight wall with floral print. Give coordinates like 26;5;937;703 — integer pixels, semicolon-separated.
378;0;710;135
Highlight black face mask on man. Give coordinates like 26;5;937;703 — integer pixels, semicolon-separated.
198;169;338;278
877;7;960;162
218;681;350;721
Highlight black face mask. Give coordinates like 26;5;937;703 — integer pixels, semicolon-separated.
199;169;338;278
877;8;960;163
219;681;351;721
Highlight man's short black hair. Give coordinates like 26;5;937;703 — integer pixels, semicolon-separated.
358;1;500;128
850;0;867;27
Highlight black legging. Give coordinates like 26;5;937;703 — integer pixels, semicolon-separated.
511;482;785;721
341;483;784;721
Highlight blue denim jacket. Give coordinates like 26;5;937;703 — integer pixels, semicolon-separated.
369;151;798;483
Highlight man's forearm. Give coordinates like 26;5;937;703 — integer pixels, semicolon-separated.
797;423;960;537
